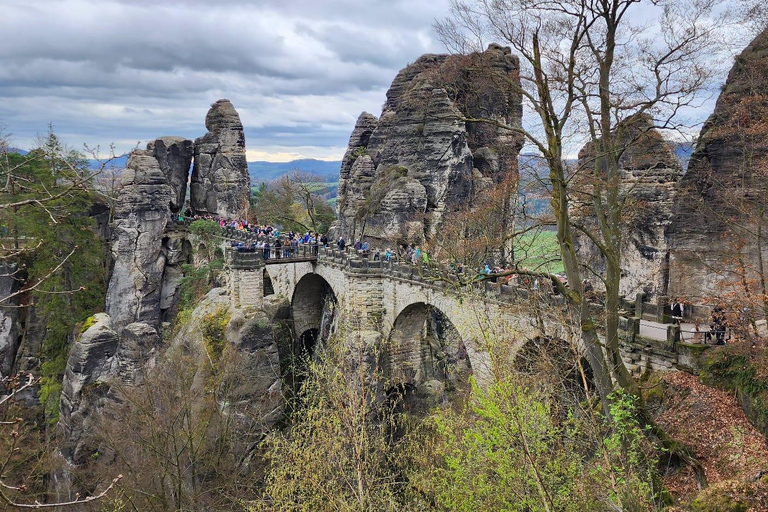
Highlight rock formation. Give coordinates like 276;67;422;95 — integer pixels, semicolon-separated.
335;44;523;246
191;99;250;220
105;140;192;334
0;264;20;378
573;116;684;299
667;27;768;302
149;136;194;214
58;314;162;465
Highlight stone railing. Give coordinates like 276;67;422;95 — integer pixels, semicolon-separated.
316;247;570;306
226;244;319;267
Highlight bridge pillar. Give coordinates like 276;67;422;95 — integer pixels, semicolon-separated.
226;251;265;309
336;260;387;389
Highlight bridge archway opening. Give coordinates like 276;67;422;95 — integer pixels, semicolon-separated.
385;302;471;410
263;268;274;296
291;273;338;354
299;328;319;356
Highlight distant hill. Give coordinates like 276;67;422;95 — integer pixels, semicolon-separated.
249;159;341;183
83;156;342;182
91;154;129;169
7;148;28;155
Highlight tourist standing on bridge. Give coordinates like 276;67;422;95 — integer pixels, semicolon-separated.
274;238;282;259
671;298;684;325
263;240;270;260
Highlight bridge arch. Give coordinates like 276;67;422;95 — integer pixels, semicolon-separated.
291;273;337;356
384;301;472;393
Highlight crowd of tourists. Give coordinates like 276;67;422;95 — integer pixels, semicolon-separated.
231;230;329;259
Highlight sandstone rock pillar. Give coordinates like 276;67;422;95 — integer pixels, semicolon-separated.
191;99;250;220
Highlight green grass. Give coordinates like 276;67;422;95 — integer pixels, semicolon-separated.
514;230;564;274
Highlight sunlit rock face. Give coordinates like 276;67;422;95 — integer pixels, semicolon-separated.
572;116;684;299
106;140;192;334
667;27;768;302
335;44;523;247
191;99;250;220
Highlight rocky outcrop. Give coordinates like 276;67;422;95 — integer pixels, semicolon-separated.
192;100;250;220
105;141;192;334
169;288;285;444
667;27;768;302
148;136;194;214
58;314;119;464
574;116;684;299
336;45;523;246
0;264;20;378
58;314;161;465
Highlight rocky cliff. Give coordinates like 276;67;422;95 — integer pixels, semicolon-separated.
335;44;523;246
573;116;684;299
191;99;250;220
105;140;193;334
0;264;20;378
667;27;768;302
58;101;281;492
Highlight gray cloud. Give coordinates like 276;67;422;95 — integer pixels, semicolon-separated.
0;0;449;160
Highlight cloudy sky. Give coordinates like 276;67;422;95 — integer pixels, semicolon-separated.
0;0;756;163
0;0;451;162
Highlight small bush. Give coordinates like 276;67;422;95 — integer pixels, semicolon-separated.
201;307;230;362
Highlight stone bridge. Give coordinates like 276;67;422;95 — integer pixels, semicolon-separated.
225;246;581;388
224;246;713;390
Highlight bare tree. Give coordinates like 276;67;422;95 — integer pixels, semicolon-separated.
254;171;335;233
435;0;739;420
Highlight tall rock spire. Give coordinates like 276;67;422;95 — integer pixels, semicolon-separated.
191;99;251;220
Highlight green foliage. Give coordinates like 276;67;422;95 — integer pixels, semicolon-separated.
252;171;336;233
690;481;753;511
263;339;402;510
80;315;97;333
414;377;592;511
515;230;564;274
1;130;108;423
349;146;367;162
188;218;221;237
201;307;230;362
600;388;661;509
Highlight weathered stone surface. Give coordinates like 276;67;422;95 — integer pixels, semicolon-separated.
113;322;160;384
105;144;192;333
0;264;20;379
147;136;194;214
573;116;684;299
58;313;119;464
191;99;250;220
668;27;768;302
335;45;523;246
58;314;162;468
105;150;171;333
168;288;284;441
224;312;284;434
